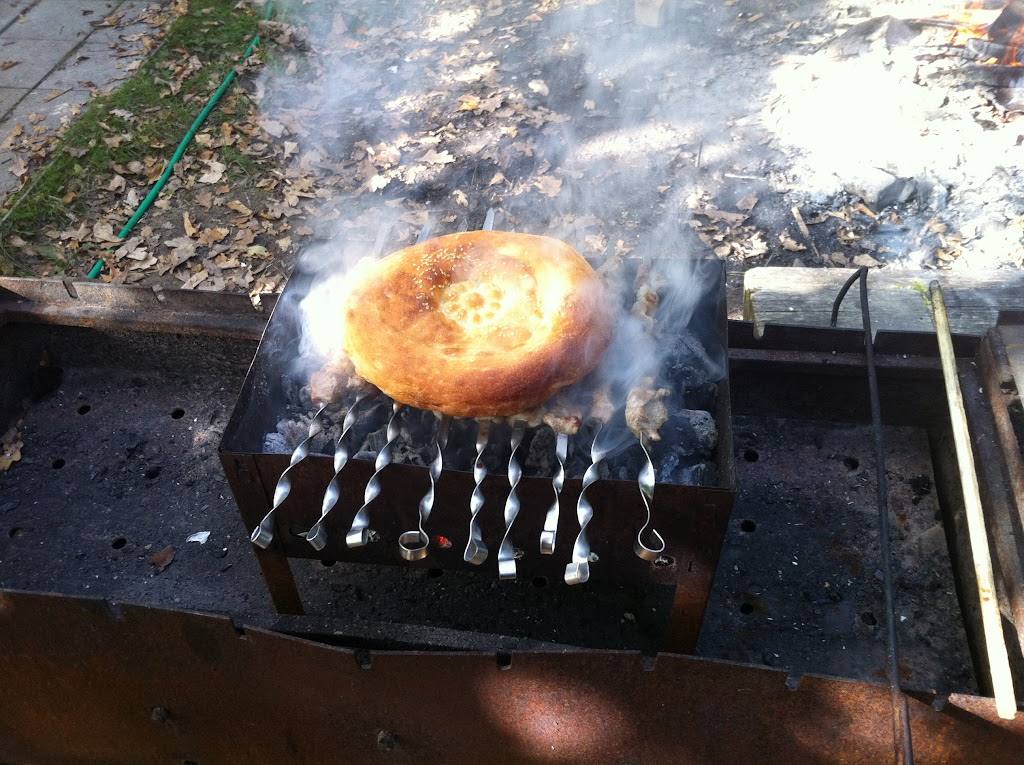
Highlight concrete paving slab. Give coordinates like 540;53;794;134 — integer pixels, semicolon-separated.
8;83;89;133
39;40;125;91
0;83;27;116
0;36;71;88
3;0;129;41
0;1;29;34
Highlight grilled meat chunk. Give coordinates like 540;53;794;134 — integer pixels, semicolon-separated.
626;376;670;440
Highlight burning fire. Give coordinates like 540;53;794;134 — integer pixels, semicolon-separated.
948;0;1024;65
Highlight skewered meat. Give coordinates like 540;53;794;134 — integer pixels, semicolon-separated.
625;376;670;440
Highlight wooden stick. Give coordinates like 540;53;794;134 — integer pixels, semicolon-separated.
929;281;1017;720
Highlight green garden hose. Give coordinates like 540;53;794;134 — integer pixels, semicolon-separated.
87;1;274;279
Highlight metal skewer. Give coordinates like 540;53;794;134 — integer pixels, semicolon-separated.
634;431;665;561
251;404;329;549
565;423;610;585
498;421;526;579
464;420;492;565
540;432;568;554
399;414;451;561
347;400;403;548
306;392;370;551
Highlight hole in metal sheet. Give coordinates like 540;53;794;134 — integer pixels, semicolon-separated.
739;602;754;615
496;652;512;670
77;404;91;415
171;408;185;420
355;648;373;670
51;458;65;469
653;555;675;567
111;537;127;550
743;449;759;462
740;519;757;533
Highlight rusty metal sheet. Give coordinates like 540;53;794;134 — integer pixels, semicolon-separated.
0;277;273;339
0;590;1022;764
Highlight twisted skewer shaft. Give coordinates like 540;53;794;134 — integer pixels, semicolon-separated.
347;401;403;548
306;393;369;551
540;432;568;555
634;431;665;561
465;421;491;565
252;404;329;549
498;422;526;579
565;423;609;585
399;415;451;560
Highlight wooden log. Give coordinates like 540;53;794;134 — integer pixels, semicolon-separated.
744;267;1024;337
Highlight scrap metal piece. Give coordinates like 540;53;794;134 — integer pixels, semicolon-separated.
306;392;370;552
251;404;329;549
540;432;568;554
464;420;492;565
346;401;403;548
399;414;451;561
634;431;665;561
497;421;526;579
565;423;610;585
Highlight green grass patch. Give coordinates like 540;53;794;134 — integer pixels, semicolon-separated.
0;0;264;274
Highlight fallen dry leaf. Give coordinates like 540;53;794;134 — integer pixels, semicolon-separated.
149;544;175;572
736;194;759;212
535;175;562;197
0;424;23;471
421;149;455;165
852;254;882;268
528;79;549;96
779;230;806;252
198;160;226;184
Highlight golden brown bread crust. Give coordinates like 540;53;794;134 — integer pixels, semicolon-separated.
340;231;613;418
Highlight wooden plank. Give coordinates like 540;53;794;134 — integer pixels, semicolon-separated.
931;283;1017;720
744;267;1024;337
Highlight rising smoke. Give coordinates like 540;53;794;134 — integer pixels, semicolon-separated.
255;0;738;419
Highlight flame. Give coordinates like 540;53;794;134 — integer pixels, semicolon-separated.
946;1;1024;65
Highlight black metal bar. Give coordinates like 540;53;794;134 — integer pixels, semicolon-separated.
832;266;915;765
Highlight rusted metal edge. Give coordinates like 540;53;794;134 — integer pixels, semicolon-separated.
1;589;1022;764
0;277;275;339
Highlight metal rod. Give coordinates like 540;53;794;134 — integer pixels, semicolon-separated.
399;414;451;561
251;404;329;549
540;432;568;554
306;392;370;551
633;431;665;561
497;421;526;579
930;280;1018;721
565;423;608;585
347;401;403;548
465;420;491;565
833;267;915;764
